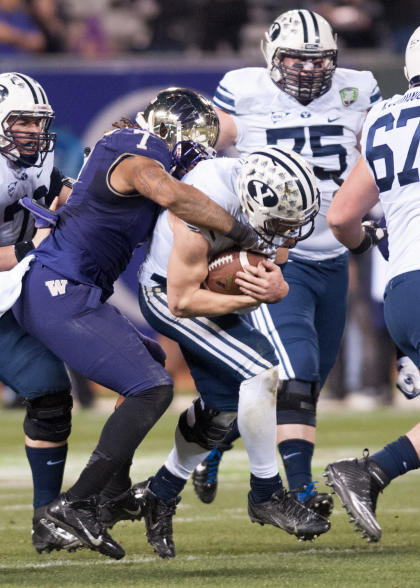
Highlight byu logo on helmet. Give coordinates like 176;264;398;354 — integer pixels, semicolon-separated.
269;22;281;41
248;180;278;208
0;85;8;102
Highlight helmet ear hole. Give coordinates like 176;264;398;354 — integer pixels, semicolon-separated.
158;122;169;139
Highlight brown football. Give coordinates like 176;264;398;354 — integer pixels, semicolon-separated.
205;249;266;295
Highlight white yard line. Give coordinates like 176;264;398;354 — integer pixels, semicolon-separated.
0;545;385;571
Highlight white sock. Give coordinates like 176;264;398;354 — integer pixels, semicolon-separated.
238;367;279;478
165;425;210;480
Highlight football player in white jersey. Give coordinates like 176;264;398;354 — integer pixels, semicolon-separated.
192;9;382;514
324;26;420;543
99;144;330;559
0;72;80;553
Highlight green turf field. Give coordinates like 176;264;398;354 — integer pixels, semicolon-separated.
1;403;420;587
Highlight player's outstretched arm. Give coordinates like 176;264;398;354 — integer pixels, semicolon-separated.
327;156;380;249
115;156;258;250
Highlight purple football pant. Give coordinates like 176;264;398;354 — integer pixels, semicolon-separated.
13;262;172;397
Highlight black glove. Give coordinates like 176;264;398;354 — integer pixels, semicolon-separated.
350;220;388;255
225;219;277;259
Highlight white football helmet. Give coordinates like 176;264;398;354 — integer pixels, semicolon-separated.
236;145;320;244
261;9;337;103
405;26;420;87
0;72;55;167
136;87;219;150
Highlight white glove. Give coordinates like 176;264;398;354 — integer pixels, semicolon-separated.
397;356;420;399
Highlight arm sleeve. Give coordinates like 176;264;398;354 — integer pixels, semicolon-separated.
46;167;65;205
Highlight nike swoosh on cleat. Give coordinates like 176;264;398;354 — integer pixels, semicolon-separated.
370;470;384;485
283;452;301;460
79;521;103;547
46;459;65;466
123;506;142;516
328;116;340;122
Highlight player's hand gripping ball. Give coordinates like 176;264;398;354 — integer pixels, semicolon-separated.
205;249;266;295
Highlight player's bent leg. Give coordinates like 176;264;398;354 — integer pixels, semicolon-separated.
325;432;420;542
141;280;328;544
105;399;238;558
0;308;74;529
71;385;173;499
323;451;389;542
141;399;237;558
141;281;279;507
22;389;85;553
238;369;330;540
47;385;172;559
192;418;239;504
276;379;334;517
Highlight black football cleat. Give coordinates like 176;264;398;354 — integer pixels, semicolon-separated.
248;486;330;541
98;481;148;528
141;481;180;559
324;451;390;542
294;481;334;518
45;493;125;559
32;506;84;553
192;448;223;504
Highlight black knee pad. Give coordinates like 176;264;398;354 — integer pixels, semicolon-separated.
23;389;73;442
178;397;237;450
276;379;320;427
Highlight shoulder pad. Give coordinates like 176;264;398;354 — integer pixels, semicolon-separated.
102;128;172;171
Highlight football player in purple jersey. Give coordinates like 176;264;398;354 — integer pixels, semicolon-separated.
11;88;277;559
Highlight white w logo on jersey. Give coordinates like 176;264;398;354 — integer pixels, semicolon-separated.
45;279;68;296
